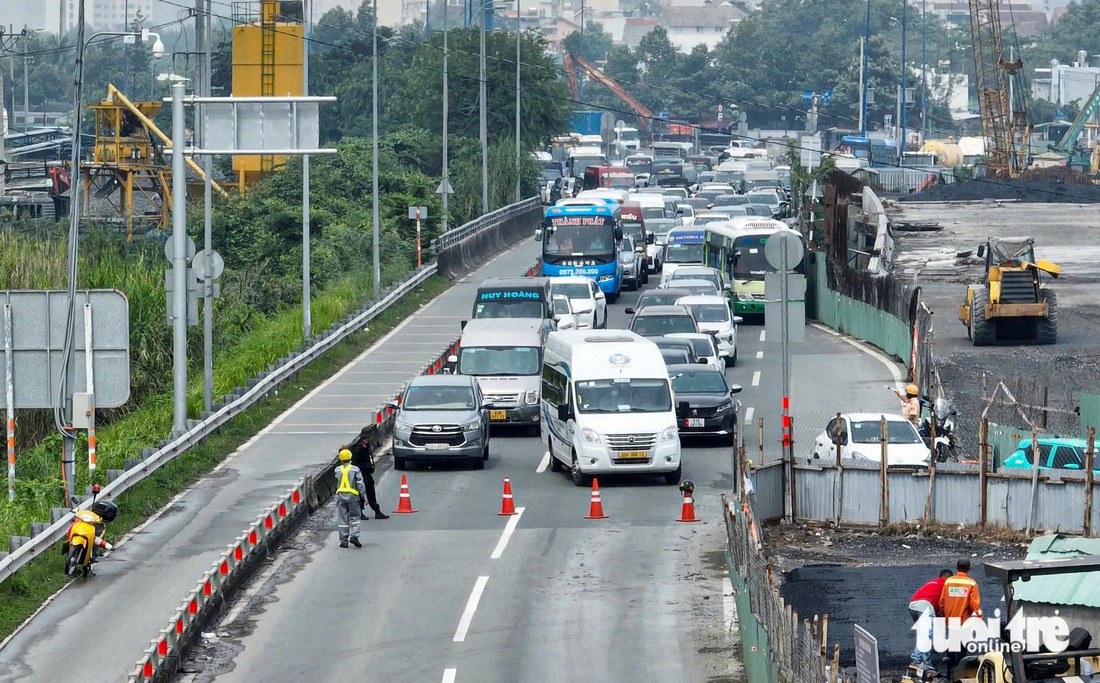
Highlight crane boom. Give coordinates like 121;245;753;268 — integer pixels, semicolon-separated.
968;0;1025;178
563;54;656;136
1054;81;1100;154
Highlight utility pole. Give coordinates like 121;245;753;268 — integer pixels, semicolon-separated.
302;0;312;340
479;0;489;214
442;0;450;233
171;80;188;435
921;0;927;140
0;41;6;200
200;0;215;412
861;0;870;136
857;36;865;134
900;4;908;154
372;0;381;296
515;0;522;203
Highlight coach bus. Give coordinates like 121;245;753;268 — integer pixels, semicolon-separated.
540;203;624;303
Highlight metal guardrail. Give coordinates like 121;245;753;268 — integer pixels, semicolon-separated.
0;263;436;585
430;197;540;254
0;197;538;586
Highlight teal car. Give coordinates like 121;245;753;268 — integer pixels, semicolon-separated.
1001;437;1099;474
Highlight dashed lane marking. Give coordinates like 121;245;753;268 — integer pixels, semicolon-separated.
744;406;755;424
442;669;457;683
491;507;525;559
759;330;766;342
755;351;763;359
751;371;761;386
537;451;550;473
453;576;490;642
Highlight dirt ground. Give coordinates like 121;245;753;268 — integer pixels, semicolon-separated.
766;523;1027;677
886;201;1100;451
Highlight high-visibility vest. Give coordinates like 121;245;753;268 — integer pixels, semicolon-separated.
337;465;359;495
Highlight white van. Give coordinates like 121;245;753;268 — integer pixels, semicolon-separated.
541;330;682;486
453;319;545;433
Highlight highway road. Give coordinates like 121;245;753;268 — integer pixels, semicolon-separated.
0;239;544;683
179;269;902;682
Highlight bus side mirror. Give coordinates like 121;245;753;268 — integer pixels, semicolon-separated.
534;228;542;241
646;233;655;244
556;403;572;421
615;228;623;240
460;320;468;330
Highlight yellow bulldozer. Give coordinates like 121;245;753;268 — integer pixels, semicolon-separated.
958;237;1060;346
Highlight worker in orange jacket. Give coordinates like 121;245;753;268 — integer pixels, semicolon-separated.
939;558;983;621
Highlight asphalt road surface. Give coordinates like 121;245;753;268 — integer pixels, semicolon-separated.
0;240;544;683
178;267;902;683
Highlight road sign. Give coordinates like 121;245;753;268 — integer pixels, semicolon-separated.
764;229;804;270
192;249;225;280
407;206;428;220
165;269;200;326
800;134;822;169
164;236;197;263
802;90;813;103
854;624;881;683
0;290;131;408
822;89;832;104
435;179;454;195
764;274;806;343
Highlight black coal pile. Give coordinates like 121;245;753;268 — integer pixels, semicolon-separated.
902;166;1100;203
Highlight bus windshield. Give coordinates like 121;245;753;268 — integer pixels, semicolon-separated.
664;242;704;264
733;234;788;280
575;378;672;414
542;217;617;265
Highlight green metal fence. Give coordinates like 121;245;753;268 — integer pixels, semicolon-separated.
811;257;912;363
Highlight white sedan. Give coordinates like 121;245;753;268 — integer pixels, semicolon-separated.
674;295;741;365
549;276;607;329
808;413;931;468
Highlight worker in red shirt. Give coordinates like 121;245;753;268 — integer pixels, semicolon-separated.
909;569;953;670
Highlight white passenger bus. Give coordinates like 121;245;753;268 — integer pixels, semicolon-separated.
540;330;682;486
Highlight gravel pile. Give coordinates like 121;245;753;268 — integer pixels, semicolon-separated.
902;167;1100;203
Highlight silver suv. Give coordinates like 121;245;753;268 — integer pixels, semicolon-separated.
392;375;492;470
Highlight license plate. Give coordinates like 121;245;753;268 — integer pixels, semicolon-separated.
617;451;648;459
425;443;449;450
490;410;508;421
687;418;705;428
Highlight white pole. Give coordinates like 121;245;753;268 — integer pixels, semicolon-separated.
781;246;790;523
202;0;214;412
442;3;450;233
5;303;15;501
480;0;489;213
84;303;96;473
303;0;312;339
515;0;522;203
416;207;422;266
857;37;865;135
171;81;188;435
372;0;381;295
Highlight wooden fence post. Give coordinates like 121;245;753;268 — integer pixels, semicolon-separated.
1085;427;1095;537
979;419;990;529
880;416;889;528
1026;425;1041;536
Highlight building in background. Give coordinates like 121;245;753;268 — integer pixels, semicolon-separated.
61;0;154;33
658;5;742;52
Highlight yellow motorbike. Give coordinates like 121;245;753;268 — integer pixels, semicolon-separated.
63;485;118;577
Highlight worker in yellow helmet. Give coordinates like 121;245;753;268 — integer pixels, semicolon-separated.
335;449;367;548
888;383;922;428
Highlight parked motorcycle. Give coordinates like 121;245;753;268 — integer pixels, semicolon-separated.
920;397;958;463
63;484;118;577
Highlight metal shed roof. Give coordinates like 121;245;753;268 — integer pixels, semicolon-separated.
1012;534;1100;608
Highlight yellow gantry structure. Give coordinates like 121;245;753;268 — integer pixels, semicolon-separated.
83;84;227;240
231;0;305;190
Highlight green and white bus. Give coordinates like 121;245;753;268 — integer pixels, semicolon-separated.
702;218;806;317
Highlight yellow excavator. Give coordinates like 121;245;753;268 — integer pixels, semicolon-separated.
958;237;1060;346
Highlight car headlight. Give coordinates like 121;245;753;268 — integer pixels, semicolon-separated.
395;419;413;431
582;428;602;444
849;451;873;462
715;401;733;412
598;274;614;282
462;420;481;431
737;293;753;302
574;306;592;315
524;389;539;405
660;426;678;443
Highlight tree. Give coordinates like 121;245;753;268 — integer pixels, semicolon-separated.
561;22;613;62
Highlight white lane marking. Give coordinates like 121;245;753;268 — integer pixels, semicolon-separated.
751;371;761;386
491;507;525;559
724;576;737;633
268;430;355;435
536;451;550;473
758;330;766;342
453;576;490;642
808;322;904;386
743;406;755;425
442;670;457;683
755;350;763;359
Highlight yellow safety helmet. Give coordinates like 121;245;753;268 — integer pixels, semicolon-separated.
906;384;919;397
338;449;352;462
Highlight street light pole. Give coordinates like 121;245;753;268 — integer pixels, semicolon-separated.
921;0;927;139
515;0;522;203
442;0;450;234
372;0;381;295
900;5;908;154
170;80;188;435
302;0;312;340
480;0;489;214
861;0;870;136
202;0;214;412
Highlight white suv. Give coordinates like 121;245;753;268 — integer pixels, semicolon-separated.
549;276;607;329
675;295;742;366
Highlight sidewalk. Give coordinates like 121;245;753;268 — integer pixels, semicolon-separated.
0;239;542;683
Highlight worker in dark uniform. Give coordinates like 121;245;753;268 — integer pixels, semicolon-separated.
348;428;389;521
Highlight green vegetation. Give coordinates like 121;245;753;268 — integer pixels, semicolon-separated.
0;275;450;641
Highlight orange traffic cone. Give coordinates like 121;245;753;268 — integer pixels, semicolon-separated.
585;478;608;519
676;490;700;523
392;474;418;513
499;476;517;516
